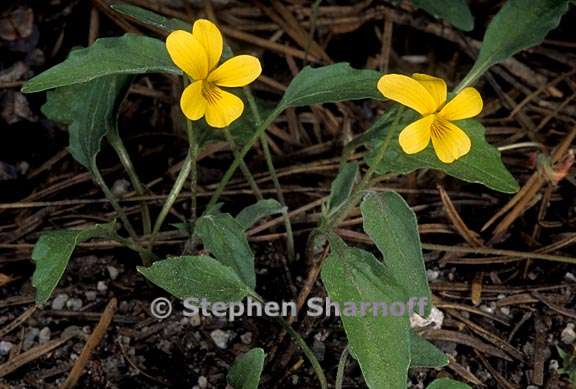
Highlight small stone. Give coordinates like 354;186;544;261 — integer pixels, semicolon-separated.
84;291;97;301
23;328;39;350
111;179;131;196
106;266;120;280
549;359;559;371
0;341;14;356
97;281;108;292
240;332;253;345
210;329;232;349
561;323;576;344
426;269;440;281
66;298;83;311
500;306;511;316
38;327;51;343
51;294;69;310
410;306;444;329
565;273;576;282
480;304;495;314
197;376;208;388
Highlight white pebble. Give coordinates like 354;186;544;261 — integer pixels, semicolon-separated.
549;359;559;371
197;376;208;388
66;298;83;311
97;281;108;292
561;323;576;344
106;266;120;280
565;272;576;282
51;294;69;310
410;306;444;329
426;269;440;281
210;329;233;349
85;291;97;301
0;341;14;356
111;179;131;196
38;327;51;343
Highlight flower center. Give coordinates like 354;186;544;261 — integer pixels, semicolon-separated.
201;81;221;104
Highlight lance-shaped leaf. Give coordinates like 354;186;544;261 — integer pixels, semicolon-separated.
321;236;411;388
327;162;358;215
32;222;116;304
361;191;432;316
41;75;131;172
278;63;381;110
227;348;266;389
427;378;472;389
410;331;449;368
413;0;474;31
458;0;570;89
138;256;252;301
364;109;519;193
22;34;179;93
111;3;191;32
196;213;256;290
235;199;284;230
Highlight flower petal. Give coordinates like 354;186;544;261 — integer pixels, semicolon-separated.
377;74;439;115
412;73;447;110
439;87;483;120
208;55;262;87
398;115;434;154
192;19;223;71
180;80;207;120
430;117;471;163
166;30;209;80
204;86;244;128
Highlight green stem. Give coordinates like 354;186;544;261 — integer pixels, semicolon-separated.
107;131;152;236
250;293;327;389
150;151;193;247
335;345;350;389
185;118;199;242
205;107;281;211
243;88;295;261
222;127;264;201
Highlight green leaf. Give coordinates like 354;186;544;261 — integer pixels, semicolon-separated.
32;222;116;304
111;3;191;32
22;34;179;93
138;256;252;301
361;191;432;316
410;331;449;368
227;348;266;389
365;109;519;193
41;75;131;172
413;0;474;31
427;378;472;389
321;236;410;389
327;162;358;215
236;199;285;230
459;0;570;89
196;214;256;290
278;63;381;110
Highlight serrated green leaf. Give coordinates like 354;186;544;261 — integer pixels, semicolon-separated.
196;213;256;289
111;2;191;32
41;75;131;172
321;236;410;389
327;162;358;215
361;191;432;316
138;256;252;301
236;199;284;230
413;0;474;31
278;63;381;110
427;378;472;389
365;108;519;193
458;0;570;89
410;331;449;368
32;222;116;304
23;34;179;93
227;348;265;389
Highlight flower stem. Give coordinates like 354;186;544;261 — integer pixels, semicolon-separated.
106;131;152;236
335;345;350;389
150;151;193;247
249;293;327;389
185;117;199;244
243;88;295;261
222;127;264;201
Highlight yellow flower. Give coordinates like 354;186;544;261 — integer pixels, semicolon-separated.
166;19;262;128
377;73;483;163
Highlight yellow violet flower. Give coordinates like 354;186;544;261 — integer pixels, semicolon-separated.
377;74;483;163
166;19;262;128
